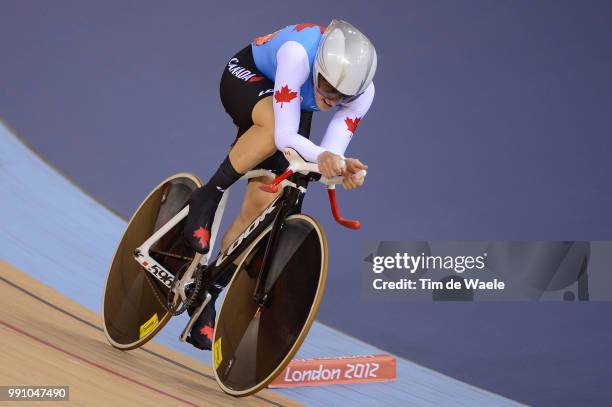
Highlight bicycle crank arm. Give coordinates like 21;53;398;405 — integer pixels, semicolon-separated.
179;292;212;342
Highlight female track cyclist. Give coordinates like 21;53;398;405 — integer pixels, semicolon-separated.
183;19;377;350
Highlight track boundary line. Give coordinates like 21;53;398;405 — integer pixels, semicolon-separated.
0;319;200;407
0;275;288;407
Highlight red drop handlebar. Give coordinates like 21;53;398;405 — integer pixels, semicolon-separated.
327;187;361;230
258;155;365;230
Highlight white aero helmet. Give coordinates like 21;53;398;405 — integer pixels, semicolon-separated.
313;19;377;100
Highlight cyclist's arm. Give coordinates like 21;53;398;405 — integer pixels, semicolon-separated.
273;41;326;163
319;82;375;157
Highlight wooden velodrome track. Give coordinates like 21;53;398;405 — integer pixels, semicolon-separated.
0;261;300;407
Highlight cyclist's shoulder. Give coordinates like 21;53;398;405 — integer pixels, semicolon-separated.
277;22;326;38
253;23;324;49
277;41;309;63
290;23;326;34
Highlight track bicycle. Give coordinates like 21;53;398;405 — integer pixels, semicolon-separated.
102;146;365;396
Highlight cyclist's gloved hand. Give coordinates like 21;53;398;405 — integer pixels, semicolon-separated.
342;158;368;190
317;150;345;178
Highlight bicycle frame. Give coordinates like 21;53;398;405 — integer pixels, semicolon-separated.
205;173;307;297
132;147;365;341
133;169;302;298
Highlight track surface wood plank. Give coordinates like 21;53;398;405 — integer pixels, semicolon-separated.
0;261;300;407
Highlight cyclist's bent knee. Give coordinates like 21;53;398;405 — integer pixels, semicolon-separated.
250;123;276;157
240;179;277;221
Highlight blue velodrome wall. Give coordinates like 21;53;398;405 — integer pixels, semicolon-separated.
0;121;522;406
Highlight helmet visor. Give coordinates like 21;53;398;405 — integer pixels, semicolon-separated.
315;73;350;103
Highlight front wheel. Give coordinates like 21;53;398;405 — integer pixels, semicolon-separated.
212;214;328;396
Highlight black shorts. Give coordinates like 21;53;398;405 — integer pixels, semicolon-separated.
219;45;313;175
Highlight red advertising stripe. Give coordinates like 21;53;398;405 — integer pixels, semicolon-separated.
269;354;396;388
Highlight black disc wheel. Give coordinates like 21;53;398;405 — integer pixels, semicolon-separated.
213;214;328;396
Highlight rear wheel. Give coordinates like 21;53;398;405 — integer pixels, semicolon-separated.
212;214;328;396
102;173;202;350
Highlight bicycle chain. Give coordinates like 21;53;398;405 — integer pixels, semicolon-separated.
143;262;204;317
168;265;204;316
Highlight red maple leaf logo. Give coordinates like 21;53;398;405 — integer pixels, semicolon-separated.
253;30;280;46
193;226;210;249
248;76;264;82
200;324;214;339
294;23;326;33
345;116;362;134
274;85;298;108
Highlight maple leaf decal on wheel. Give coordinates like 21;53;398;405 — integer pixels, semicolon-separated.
274;85;298;108
193;226;210;249
345;116;362;134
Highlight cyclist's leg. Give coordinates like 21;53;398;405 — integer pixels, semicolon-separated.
221;106;314;254
185;96;277;255
227;96;276;174
220;95;281;252
183;44;276;254
221;175;281;253
185;96;279;352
